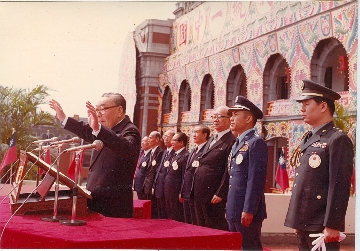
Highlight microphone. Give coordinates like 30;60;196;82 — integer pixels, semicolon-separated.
32;137;59;144
64;140;104;152
49;137;80;146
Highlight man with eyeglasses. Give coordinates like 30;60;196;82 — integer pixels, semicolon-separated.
193;105;236;230
49;93;141;218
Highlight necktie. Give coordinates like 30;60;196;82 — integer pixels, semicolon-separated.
191;147;198;161
210;134;218;147
234;138;240;148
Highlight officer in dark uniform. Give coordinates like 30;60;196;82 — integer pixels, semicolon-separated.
226;95;268;250
285;79;354;251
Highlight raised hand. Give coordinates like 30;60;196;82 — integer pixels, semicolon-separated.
86;101;100;132
49;99;66;121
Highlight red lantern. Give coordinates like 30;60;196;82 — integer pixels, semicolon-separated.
339;56;348;72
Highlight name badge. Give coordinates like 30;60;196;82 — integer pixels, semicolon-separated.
164;161;170;167
172;161;178;170
141;161;147;167
192;160;199;168
236;154;243;165
152;160;156;166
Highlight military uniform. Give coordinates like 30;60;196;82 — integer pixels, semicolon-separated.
285;121;353;232
225;95;267;250
285;79;354;251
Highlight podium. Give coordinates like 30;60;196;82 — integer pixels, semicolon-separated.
9;151;92;216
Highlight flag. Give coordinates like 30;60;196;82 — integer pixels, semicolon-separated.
0;131;17;173
68;150;84;181
275;148;289;193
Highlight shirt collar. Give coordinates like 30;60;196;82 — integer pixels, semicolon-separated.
215;128;230;140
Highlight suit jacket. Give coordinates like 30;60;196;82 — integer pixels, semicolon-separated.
143;146;164;195
164;148;189;199
133;150;152;193
64;115;141;217
225;129;268;222
285;121;354;231
153;149;175;198
193;130;236;203
180;145;206;200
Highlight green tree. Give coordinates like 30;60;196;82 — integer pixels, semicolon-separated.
0;85;56;173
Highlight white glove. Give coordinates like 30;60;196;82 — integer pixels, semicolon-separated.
309;232;346;251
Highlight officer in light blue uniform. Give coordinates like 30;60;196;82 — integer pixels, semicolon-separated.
225;95;268;251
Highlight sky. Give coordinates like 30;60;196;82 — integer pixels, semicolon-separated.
0;1;175;118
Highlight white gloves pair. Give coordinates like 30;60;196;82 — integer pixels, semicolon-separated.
309;232;346;251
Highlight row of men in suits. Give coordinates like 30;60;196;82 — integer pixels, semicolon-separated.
133;98;269;250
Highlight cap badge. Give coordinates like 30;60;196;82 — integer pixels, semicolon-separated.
309;152;321;168
300;81;304;90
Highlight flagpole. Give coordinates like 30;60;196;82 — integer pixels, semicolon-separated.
9;128;16;184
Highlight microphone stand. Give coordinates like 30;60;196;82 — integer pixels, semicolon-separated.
60;150;86;226
41;144;68;222
35;143;43;187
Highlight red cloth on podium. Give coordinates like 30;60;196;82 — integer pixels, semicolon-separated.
133;200;151;219
0;196;241;249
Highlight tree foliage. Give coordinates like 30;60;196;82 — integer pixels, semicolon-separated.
333;101;356;152
0;85;56;158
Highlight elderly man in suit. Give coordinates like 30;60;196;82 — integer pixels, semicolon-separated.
153;129;175;219
144;131;164;218
193;105;236;230
226;95;268;250
49;93;141;218
285;79;354;251
133;136;152;200
164;132;189;222
180;125;210;225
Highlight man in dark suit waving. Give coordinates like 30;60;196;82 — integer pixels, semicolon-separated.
49;93;141;218
226;95;268;250
193;106;236;230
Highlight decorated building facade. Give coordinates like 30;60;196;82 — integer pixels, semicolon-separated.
157;1;357;192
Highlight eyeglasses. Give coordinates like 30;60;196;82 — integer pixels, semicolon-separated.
210;115;230;120
95;105;119;115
